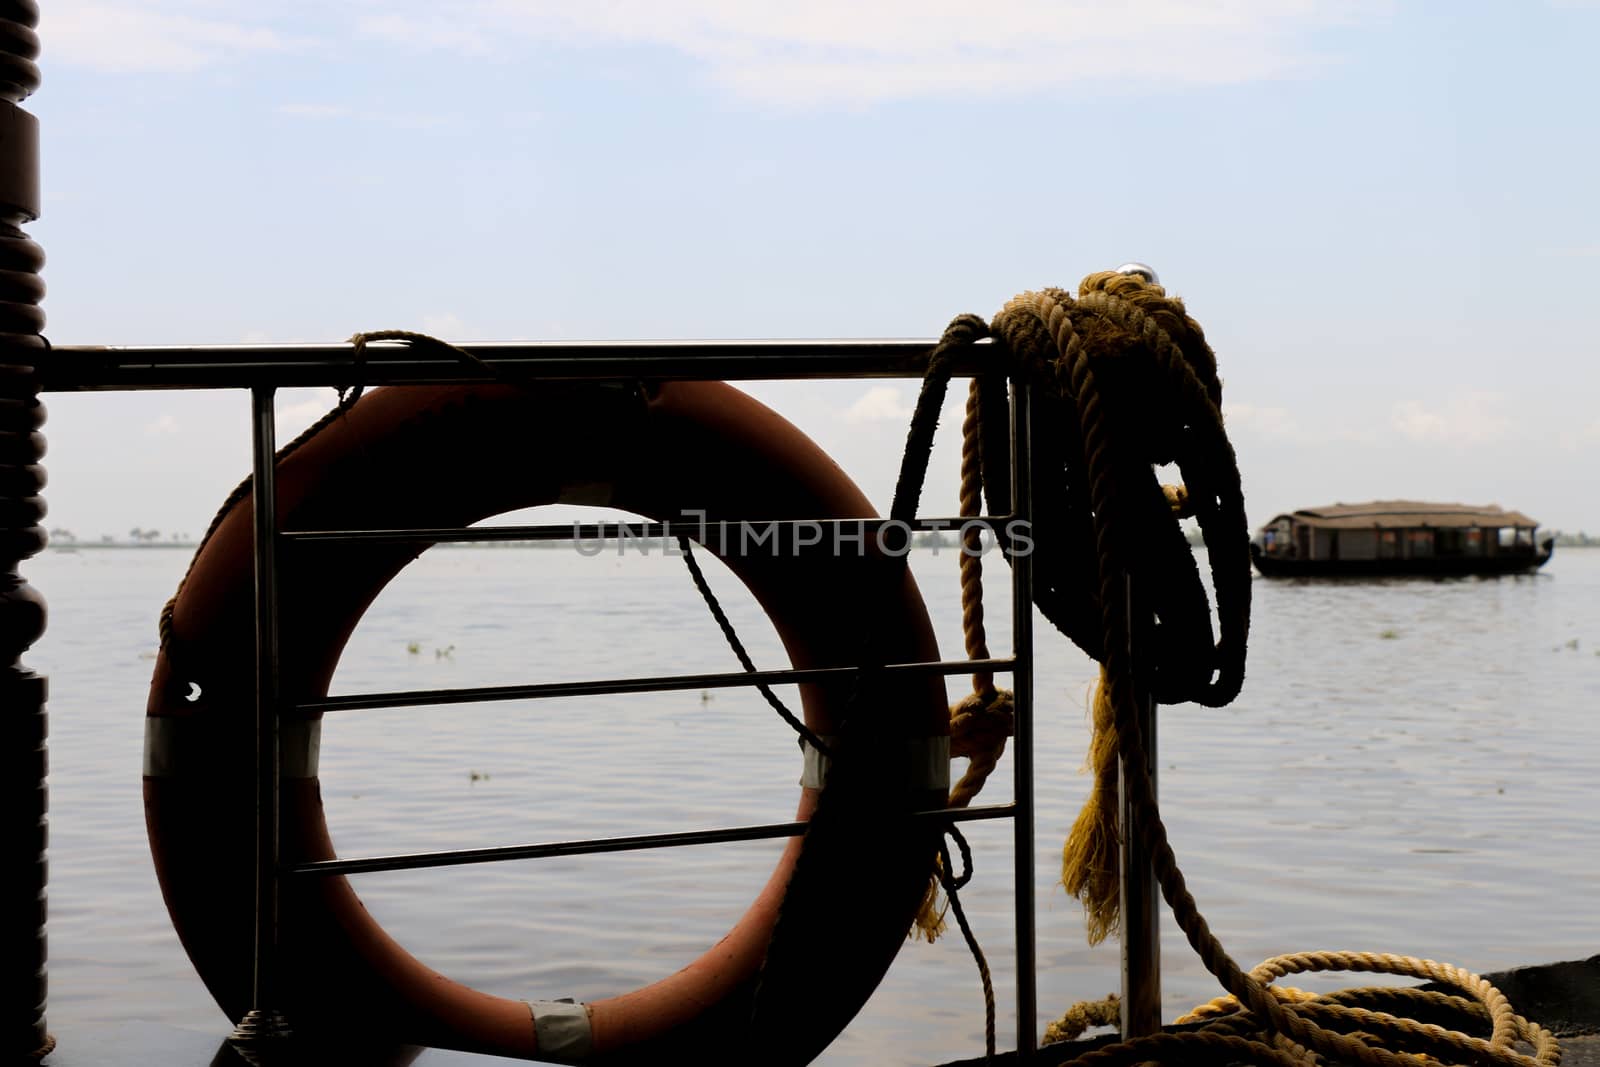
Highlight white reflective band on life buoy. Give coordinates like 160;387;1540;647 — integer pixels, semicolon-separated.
799;735;950;794
143;716;321;779
529;1000;594;1062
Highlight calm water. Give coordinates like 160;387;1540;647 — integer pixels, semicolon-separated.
30;542;1600;1064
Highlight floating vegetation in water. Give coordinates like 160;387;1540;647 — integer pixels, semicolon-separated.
469;770;490;782
1379;628;1399;640
406;641;421;655
436;645;455;659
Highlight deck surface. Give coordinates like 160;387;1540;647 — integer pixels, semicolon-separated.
35;1024;1600;1066
934;1035;1600;1066
38;1022;515;1066
40;956;1600;1065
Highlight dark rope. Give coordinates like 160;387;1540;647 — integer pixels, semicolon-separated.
347;329;507;382
888;314;993;530
938;824;997;1061
676;536;833;757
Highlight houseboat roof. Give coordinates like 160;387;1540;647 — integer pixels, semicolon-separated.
1270;501;1540;530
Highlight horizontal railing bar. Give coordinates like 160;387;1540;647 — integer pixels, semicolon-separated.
287;803;1018;877
298;657;1016;714
41;338;1000;392
284;516;1016;545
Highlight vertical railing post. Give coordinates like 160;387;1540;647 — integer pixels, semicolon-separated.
1009;378;1037;1062
229;387;293;1053
1113;261;1163;1039
1117;576;1161;1037
0;3;51;1059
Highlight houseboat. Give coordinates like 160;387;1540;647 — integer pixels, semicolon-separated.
1250;501;1555;577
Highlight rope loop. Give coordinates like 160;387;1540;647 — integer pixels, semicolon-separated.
946;686;1013;809
346;328;505;381
1044;994;1119;1046
935;824;997;1060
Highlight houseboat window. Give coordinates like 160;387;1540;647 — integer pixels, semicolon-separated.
1340;529;1379;560
1379;530;1400;559
1407;529;1434;557
1437;529;1465;556
1260;521;1294;557
1465;528;1483;556
1497;527;1534;549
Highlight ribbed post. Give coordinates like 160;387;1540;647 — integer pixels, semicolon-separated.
0;0;50;1060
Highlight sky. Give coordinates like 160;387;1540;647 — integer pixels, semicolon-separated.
23;0;1600;542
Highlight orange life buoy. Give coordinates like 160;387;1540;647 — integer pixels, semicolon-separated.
145;380;950;1063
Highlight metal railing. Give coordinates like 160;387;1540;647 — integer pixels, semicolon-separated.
41;338;1045;1062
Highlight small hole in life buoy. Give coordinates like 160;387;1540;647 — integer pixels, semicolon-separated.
185;682;202;703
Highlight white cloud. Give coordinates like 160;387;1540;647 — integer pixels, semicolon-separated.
144;413;180;436
842;385;914;423
1224;401;1303;441
356;12;496;56
46;2;300;73
1223;400;1381;445
275;102;450;129
45;1;1391;101
276;103;352;119
356;0;1391;105
276;390;338;439
1390;391;1512;445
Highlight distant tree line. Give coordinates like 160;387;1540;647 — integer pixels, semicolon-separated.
1181;527;1595;549
46;528;193;546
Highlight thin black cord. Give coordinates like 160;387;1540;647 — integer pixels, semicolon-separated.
677;536;833;758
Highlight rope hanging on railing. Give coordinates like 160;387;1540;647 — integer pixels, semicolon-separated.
897;270;1247;943
909;378;1016;945
901;272;1558;1066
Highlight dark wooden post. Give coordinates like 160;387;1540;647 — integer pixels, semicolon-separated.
0;0;50;1060
1113;264;1163;1040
